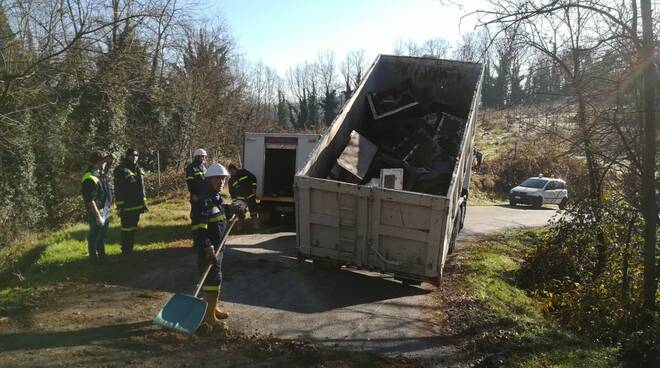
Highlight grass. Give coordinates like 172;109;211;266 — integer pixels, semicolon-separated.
459;228;618;367
0;194;191;316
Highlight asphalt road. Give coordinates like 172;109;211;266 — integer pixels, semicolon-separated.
219;205;558;364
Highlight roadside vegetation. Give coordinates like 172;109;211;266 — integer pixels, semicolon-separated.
444;229;620;367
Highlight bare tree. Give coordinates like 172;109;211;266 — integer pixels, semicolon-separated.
478;0;657;308
340;48;367;99
316;50;339;125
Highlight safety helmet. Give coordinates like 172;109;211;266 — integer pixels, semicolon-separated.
205;163;229;178
193;148;207;157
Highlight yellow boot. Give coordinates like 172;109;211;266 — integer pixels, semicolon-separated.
215;302;229;320
199;291;228;335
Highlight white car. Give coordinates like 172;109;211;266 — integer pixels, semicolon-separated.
509;177;568;209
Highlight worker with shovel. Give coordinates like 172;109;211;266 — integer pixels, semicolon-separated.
191;162;245;333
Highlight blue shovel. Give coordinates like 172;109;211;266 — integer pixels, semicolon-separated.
153;218;237;334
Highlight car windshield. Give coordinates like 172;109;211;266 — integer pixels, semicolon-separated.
520;178;548;188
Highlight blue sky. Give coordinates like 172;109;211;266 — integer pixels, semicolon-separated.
208;0;484;75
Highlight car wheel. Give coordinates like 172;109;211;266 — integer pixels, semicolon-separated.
559;197;568;210
509;199;517;207
533;197;543;208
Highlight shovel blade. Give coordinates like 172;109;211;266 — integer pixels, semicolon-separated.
153;293;207;334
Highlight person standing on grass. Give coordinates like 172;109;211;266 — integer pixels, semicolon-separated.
81;150;111;262
113;148;148;255
185;148;208;218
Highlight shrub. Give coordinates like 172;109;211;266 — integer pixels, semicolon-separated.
518;195;659;362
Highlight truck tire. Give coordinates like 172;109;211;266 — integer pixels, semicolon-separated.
509;199;517;207
533;197;543;209
448;215;461;254
559;197;568;210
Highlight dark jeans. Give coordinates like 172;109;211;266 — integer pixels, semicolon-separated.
120;211;141;254
87;217;109;260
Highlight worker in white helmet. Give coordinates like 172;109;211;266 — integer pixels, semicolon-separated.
185;148;207;219
191;162;245;334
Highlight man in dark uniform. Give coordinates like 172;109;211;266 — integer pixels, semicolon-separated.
227;164;258;218
81;150;111;262
185;148;207;217
191;163;245;333
113;148;147;255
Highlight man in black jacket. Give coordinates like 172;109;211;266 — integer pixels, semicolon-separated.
81;150;111;262
227;164;258;218
114;148;147;254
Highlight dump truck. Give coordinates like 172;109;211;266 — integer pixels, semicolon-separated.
294;55;483;284
242;132;321;222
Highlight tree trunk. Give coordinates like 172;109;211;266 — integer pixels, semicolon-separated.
640;0;657;311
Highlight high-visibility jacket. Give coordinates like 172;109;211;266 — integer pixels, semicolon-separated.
228;168;257;201
81;169;110;214
191;187;231;249
185;161;206;200
113;162;146;213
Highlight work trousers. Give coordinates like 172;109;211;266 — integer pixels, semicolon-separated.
120;211;141;254
246;197;258;215
87;217;109;260
197;246;224;294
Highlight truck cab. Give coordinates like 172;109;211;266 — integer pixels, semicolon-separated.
242;132;321;222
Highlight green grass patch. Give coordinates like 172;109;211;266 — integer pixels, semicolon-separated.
462;229;618;367
0;196;191;316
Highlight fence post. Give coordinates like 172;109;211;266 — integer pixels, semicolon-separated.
157;150;161;195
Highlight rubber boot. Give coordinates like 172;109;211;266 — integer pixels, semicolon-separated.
198;291;228;335
215;297;229;320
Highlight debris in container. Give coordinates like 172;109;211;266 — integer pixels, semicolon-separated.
364;178;381;188
328;130;377;184
380;169;403;190
367;89;420;120
328;86;467;196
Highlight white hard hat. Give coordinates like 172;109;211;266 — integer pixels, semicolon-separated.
205;163;229;178
193;148;207;157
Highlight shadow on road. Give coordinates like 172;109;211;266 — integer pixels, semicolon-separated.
94;231;431;314
0;321;154;352
222;233;431;313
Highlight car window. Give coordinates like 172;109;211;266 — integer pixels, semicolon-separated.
557;181;566;189
546;181;556;190
520;178;548;188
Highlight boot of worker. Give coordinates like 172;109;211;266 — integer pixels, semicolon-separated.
199;291;228;335
215;296;229;320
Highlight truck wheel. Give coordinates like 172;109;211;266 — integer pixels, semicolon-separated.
559;198;568;210
533;197;543;209
448;215;461;254
509;199;517;207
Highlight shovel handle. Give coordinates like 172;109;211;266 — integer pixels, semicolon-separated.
193;218;237;297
